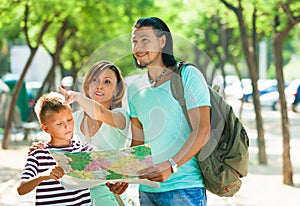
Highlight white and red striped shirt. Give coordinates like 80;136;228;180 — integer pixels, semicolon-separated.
21;140;93;206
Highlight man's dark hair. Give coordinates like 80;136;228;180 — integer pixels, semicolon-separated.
132;17;177;68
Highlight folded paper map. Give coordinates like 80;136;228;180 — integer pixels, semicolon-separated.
50;144;160;189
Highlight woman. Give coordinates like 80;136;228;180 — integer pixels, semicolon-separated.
60;61;131;205
68;61;130;150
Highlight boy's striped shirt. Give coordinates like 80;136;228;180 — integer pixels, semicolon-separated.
21;140;93;206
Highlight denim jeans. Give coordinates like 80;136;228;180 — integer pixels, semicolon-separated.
139;187;207;206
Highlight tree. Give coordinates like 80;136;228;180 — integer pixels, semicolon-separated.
2;3;52;149
220;0;267;164
32;18;76;122
1;0;156;148
272;1;300;185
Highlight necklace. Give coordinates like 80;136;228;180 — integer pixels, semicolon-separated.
148;68;168;87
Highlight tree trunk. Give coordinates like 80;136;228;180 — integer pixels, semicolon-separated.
2;4;52;149
272;0;300;185
34;18;71;105
233;62;245;120
273;26;294;186
2;48;38;149
236;4;267;164
220;0;267;164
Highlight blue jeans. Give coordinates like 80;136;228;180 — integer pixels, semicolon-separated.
139;187;207;206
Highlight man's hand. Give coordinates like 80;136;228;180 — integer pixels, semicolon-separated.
137;161;172;182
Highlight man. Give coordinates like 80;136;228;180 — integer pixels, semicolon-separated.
110;17;211;206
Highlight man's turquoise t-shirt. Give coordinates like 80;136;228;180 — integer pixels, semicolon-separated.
127;65;211;193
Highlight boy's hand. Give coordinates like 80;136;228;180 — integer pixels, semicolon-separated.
42;166;65;181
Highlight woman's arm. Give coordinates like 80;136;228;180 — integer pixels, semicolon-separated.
17;166;64;195
130;117;144;146
27;141;45;155
106;117;144;195
58;86;126;129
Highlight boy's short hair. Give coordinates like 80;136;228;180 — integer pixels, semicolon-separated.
34;92;71;124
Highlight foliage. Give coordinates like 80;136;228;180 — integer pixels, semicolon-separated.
0;0;157;81
1;0;300;81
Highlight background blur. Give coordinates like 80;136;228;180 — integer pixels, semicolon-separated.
0;0;300;205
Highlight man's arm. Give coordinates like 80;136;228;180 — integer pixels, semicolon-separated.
138;106;210;182
171;106;210;168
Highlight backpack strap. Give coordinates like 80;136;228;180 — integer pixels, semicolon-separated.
171;62;227;161
171;62;192;130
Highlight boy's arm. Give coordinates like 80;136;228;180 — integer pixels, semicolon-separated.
17;166;64;195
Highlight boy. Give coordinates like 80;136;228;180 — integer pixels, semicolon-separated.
17;92;92;205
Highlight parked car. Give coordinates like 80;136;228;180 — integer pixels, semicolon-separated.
243;79;279;102
260;79;300;111
224;78;251;99
213;75;239;98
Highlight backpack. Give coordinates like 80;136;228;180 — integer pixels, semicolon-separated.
170;62;249;197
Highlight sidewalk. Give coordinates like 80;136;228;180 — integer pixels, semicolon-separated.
0;146;34;206
0;99;300;205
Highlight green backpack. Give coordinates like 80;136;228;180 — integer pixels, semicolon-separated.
171;62;249;197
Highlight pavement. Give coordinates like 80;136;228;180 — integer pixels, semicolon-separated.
0;98;300;206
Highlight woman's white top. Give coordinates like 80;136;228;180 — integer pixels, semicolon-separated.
72;108;131;150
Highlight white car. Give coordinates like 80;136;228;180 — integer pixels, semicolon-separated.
260;79;300;111
224;78;251;99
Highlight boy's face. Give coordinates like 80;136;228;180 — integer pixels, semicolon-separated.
41;108;74;143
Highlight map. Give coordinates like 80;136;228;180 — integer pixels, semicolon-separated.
50;144;159;189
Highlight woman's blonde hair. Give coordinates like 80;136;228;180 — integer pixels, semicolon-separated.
82;61;125;109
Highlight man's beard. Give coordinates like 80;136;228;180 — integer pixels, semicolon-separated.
137;58;153;68
135;58;148;69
